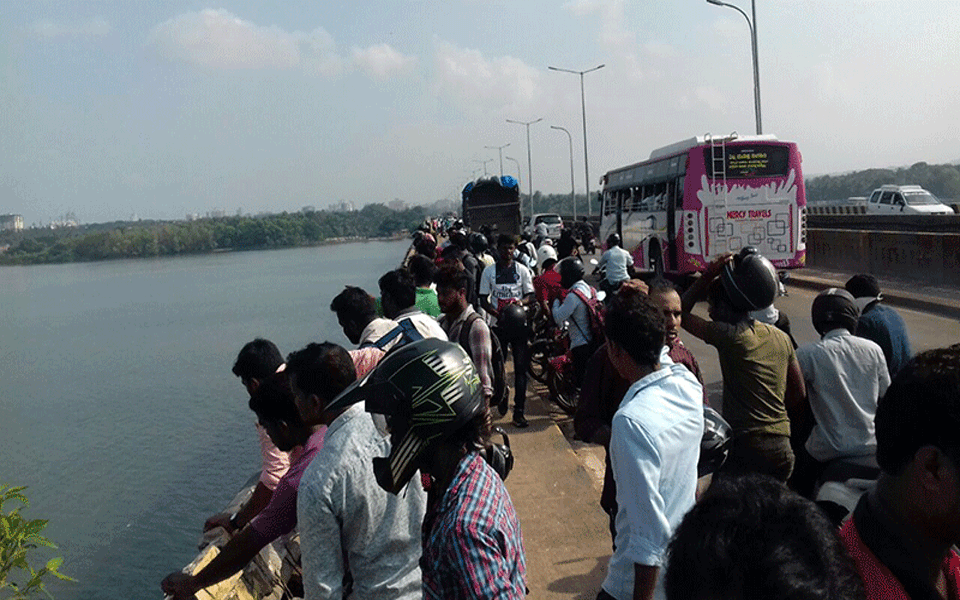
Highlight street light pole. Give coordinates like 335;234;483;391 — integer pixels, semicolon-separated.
551;126;576;220
706;0;761;134
504;156;522;186
473;158;493;177
506;118;543;216
548;64;604;217
484;143;511;178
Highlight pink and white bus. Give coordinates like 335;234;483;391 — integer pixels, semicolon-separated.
598;133;806;277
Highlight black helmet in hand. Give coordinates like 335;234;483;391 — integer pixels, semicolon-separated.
699;406;733;477
720;246;778;312
496;302;529;341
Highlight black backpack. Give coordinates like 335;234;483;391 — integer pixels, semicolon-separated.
457;312;508;411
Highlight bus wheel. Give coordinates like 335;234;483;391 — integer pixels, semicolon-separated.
649;240;664;277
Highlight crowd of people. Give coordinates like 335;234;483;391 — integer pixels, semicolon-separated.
161;222;959;600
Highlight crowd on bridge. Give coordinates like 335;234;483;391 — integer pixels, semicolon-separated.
161;219;960;600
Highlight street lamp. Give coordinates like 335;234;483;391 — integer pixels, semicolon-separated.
504;156;522;186
484;143;511;178
506;117;543;216
551;125;576;220
547;63;604;217
706;0;762;134
473;158;493;177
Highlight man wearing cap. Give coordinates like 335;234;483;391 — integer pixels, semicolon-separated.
845;274;913;379
681;252;805;482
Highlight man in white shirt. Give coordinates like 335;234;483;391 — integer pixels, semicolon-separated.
480;234;535;427
377;269;448;344
289;342;426;600
330;286;399;350
552;257;597;386
793;288;890;496
598;233;633;290
601;286;703;600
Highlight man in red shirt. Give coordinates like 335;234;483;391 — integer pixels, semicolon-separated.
533;257;563;320
840;344;960;600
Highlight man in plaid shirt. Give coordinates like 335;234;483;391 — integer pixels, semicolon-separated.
323;338;527;599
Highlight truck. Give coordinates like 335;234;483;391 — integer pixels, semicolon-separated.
461;176;522;236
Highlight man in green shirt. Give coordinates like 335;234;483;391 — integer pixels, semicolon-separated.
681;251;805;482
407;254;441;317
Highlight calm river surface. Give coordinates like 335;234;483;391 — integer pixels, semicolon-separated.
0;240;409;600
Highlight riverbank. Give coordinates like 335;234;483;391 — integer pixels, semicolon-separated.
0;205;425;266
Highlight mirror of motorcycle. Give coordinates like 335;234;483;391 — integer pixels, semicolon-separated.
596;290;606;302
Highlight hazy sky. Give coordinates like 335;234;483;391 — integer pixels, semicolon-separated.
2;1;958;224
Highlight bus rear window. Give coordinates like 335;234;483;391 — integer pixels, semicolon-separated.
704;145;790;179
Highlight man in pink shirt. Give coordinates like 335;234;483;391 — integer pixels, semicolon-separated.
162;371;328;599
840;345;960;600
203;339;290;534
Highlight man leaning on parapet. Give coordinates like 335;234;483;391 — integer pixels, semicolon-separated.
205;339;290;533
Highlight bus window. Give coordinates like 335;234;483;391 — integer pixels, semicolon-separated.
869;191;881;203
880;192;894;205
893;193;905;206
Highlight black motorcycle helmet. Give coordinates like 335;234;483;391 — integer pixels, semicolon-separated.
699;406;733;477
323;338;484;495
468;232;488;255
606;233;621;248
811;287;859;336
558;256;585;289
720;246;778;312
497;303;529;341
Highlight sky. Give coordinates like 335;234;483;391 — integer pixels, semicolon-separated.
1;1;959;225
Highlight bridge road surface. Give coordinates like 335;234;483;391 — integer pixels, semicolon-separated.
494;270;959;599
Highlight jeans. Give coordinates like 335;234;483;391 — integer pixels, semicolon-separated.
496;330;529;414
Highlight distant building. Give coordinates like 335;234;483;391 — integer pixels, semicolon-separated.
388;199;407;211
330;200;355;212
301;205;316;213
0;214;24;231
186;213;200;221
206;208;227;219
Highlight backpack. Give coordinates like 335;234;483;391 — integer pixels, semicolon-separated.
569;286;606;349
457;312;508;411
363;318;423;350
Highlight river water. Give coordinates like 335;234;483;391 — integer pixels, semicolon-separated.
0;240;409;600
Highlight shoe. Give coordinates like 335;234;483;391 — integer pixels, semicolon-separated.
512;412;529;428
497;394;509;417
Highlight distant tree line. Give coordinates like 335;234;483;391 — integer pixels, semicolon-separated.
0;204;427;266
805;161;960;203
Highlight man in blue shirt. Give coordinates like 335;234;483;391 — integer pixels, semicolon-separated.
845;274;912;378
599;285;704;600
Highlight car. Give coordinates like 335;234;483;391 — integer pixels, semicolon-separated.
524;213;563;239
865;185;954;215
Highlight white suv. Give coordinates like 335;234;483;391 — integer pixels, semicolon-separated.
866;185;954;215
524;213;563;239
